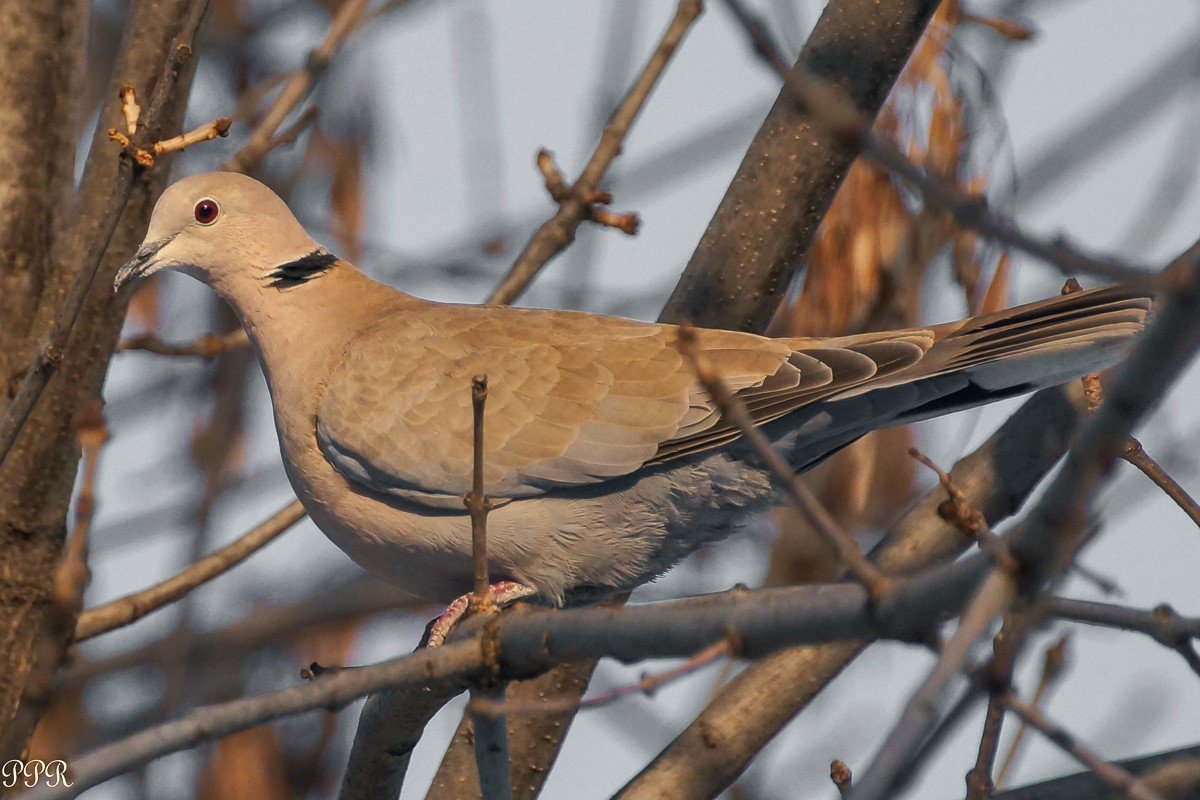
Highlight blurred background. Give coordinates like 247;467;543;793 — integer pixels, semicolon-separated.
48;0;1200;797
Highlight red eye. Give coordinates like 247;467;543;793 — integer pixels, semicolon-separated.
193;198;219;225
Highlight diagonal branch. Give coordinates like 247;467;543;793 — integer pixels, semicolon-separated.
616;386;1086;799
716;0;1155;291
486;0;702;306
850;240;1200;799
72;500;306;642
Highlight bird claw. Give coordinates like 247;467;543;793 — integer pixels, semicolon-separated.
421;580;537;648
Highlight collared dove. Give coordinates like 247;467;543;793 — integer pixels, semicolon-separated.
117;172;1150;643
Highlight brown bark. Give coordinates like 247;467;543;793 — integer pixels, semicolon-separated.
0;0;205;759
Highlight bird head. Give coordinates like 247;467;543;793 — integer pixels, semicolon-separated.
115;172;324;293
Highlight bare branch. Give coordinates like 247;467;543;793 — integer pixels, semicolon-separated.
717;0;1155;289
677;324;889;594
486;0;702;305
992;748;1200;800
116;328;249;359
851;240;1200;799
73;500;306;642
1047;598;1200;679
222;0;369;173
1000;693;1167;800
616;387;1087;799
34;561;1010;799
995;635;1071;788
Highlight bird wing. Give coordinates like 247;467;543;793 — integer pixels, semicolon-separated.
315;302;929;509
316;286;1148;510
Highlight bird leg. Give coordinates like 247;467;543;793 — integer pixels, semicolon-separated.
421;580;538;648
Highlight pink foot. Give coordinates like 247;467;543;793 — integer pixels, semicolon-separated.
421;580;538;648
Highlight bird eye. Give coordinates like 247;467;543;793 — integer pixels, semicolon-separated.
193;198;220;225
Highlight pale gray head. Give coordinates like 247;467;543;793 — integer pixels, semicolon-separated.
115;172;333;293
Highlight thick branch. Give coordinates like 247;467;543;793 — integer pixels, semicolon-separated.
27;566;998;800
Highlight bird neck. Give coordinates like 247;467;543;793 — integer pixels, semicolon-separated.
210;261;416;420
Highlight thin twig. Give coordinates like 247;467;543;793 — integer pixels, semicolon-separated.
462;374;511;799
470;639;733;718
995;635;1070;788
222;0;370;173
109;115;232;167
1121;438;1200;530
965;616;1030;800
486;0;703;305
1047;598;1200;680
676;324;890;596
73;500;306;641
1000;692;1167;800
719;0;1155;289
0;0;210;471
116;328;249;359
465;375;494;610
909;446;1018;574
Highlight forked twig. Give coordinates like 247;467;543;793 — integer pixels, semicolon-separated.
486;0;702;305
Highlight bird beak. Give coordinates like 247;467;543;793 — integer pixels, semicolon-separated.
114;236;173;292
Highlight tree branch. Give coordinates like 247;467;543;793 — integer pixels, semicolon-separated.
851;240;1200;799
0;0;210;471
27;563;1004;800
715;0;1156;292
222;0;370;173
72;500;306;642
486;0;702;306
616;386;1087;799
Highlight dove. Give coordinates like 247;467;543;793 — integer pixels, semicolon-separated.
116;172;1150;645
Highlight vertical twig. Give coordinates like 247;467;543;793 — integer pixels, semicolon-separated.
463;374;510;799
465;374;493;609
965;616;1031;800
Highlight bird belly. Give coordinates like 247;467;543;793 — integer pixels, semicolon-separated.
284;443;777;605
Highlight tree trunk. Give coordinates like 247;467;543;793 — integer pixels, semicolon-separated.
0;0;203;759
